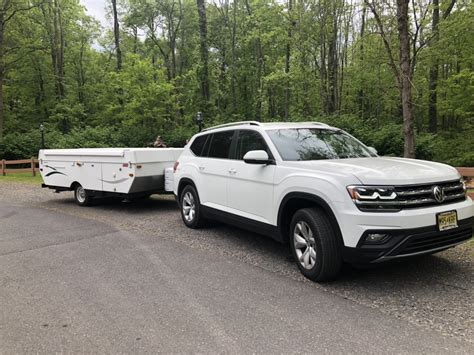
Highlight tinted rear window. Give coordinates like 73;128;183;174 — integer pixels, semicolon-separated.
207;131;234;159
190;135;208;156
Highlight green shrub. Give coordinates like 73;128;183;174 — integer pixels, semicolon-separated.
1;115;471;168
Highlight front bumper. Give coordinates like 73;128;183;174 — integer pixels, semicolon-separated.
342;217;473;263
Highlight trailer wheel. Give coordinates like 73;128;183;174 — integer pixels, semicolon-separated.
74;184;92;206
180;185;205;228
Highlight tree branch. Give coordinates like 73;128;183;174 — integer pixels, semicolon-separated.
443;0;456;19
364;0;400;83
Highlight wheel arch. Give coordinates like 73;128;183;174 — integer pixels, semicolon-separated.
177;178;197;203
277;192;344;247
70;181;80;191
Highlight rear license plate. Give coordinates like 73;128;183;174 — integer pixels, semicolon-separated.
437;210;458;231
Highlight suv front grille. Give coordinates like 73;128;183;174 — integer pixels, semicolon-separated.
356;180;466;212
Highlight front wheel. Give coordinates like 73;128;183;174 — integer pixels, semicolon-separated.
74;184;93;206
180;185;205;228
289;208;342;282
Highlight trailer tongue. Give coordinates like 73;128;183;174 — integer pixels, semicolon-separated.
39;148;183;206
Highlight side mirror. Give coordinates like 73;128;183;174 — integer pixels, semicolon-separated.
243;150;271;165
368;147;378;156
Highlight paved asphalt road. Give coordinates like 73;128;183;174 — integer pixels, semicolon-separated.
0;183;472;353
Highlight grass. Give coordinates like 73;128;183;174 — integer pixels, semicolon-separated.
0;172;44;184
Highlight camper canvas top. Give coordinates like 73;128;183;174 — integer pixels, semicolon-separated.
40;148;183;164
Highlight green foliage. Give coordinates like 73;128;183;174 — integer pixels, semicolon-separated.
0;0;472;167
0;131;44;160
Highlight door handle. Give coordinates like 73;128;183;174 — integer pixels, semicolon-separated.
198;166;205;171
228;168;237;175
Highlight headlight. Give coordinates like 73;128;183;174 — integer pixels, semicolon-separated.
347;185;397;201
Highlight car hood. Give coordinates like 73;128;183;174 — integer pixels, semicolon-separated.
285;157;460;185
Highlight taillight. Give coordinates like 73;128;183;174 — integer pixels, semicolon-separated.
173;161;179;173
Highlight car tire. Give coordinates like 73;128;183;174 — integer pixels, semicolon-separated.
180;185;205;228
289;208;342;282
74;183;93;207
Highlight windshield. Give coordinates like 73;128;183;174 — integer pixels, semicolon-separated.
267;128;375;161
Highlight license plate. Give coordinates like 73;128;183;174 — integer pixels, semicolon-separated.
437;210;458;231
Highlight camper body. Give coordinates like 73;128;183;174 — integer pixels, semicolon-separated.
39;148;182;204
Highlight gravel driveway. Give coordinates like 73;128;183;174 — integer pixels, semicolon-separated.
1;182;472;350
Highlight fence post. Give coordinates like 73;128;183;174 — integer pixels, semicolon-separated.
31;157;36;177
1;159;5;176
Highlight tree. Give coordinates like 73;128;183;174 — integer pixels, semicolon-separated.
365;0;415;158
0;0;42;138
397;0;415;158
0;0;473;166
196;0;209;108
111;0;122;71
428;0;456;133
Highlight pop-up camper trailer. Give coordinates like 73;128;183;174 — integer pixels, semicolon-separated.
39;148;183;206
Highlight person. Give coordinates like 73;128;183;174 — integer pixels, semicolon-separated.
153;135;167;148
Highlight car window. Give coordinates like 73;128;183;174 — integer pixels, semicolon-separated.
190;135;208;156
207;131;234;159
267;128;374;161
235;130;269;160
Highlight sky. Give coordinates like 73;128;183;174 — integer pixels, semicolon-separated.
80;0;109;28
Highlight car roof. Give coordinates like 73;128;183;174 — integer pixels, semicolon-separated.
198;121;336;135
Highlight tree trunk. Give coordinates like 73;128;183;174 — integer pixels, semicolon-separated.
358;3;366;116
111;0;122;71
427;0;439;133
56;0;65;99
230;0;237;113
284;0;292;120
327;11;338;114
196;0;210;105
327;2;338;114
0;72;3;140
397;0;415;158
0;4;5;139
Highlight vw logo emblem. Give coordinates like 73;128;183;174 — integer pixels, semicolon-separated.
432;186;445;203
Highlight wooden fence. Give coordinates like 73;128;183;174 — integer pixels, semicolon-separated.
457;167;474;199
1;158;39;176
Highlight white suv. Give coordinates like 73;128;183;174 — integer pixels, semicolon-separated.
173;121;473;281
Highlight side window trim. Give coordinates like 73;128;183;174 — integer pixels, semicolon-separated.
202;133;212;158
229;130;239;160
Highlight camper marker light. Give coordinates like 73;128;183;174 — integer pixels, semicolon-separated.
129;173;134;177
136;165;142;169
122;163;129;168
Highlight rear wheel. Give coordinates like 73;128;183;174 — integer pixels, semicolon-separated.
180;185;205;228
74;184;93;206
289;208;342;282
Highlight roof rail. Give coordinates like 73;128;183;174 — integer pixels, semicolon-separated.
298;121;331;127
201;121;262;132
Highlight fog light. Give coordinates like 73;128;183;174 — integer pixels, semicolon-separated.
365;233;391;244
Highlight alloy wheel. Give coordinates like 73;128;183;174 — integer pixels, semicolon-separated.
293;221;317;270
182;191;196;222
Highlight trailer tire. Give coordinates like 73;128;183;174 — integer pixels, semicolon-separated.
74;183;93;207
180;185;205;228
